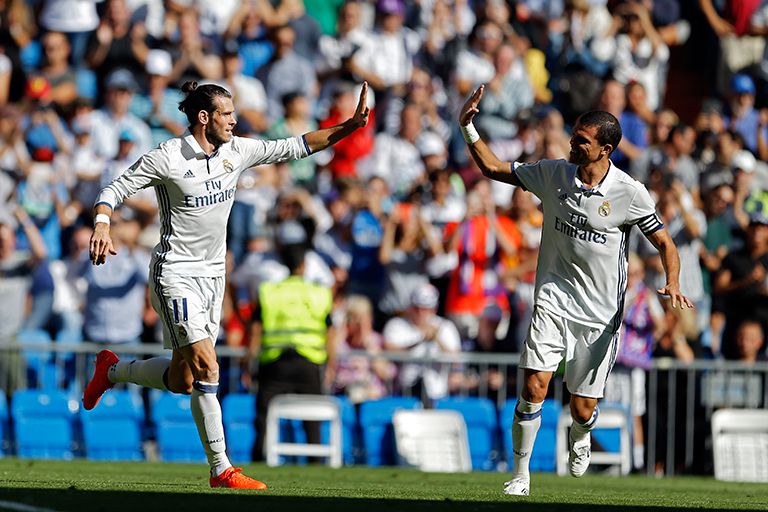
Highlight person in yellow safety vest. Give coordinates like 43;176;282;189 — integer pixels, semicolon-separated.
250;220;336;462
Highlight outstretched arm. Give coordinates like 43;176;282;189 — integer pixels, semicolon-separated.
645;228;694;310
302;82;371;154
459;85;519;186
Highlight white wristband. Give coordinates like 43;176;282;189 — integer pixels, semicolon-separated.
94;213;111;227
461;122;480;144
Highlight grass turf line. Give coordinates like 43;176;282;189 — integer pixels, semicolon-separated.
0;459;766;512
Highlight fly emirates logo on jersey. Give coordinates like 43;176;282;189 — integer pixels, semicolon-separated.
183;178;237;208
554;212;608;244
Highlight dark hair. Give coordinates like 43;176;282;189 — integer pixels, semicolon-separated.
279;244;307;273
281;91;303;109
177;81;232;125
575;110;622;153
666;123;690;144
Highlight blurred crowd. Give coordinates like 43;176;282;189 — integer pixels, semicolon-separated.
1;0;768;406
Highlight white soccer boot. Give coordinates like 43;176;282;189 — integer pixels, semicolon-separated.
503;477;530;496
568;427;592;477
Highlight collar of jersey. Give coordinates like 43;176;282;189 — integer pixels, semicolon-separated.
183;131;221;160
572;160;615;197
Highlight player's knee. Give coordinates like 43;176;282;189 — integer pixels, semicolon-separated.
570;401;595;423
523;378;549;402
194;360;220;384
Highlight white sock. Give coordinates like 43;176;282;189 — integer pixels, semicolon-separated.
510;398;543;480
571;405;599;439
190;381;231;477
634;444;645;470
109;358;170;390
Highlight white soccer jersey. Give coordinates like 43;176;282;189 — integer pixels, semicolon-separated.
514;159;663;331
96;133;309;277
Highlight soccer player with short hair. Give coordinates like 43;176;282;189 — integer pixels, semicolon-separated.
84;81;370;489
459;86;693;496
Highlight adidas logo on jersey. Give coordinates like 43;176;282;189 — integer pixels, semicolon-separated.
183;170;194;178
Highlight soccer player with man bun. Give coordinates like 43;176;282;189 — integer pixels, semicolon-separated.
84;80;370;489
459;85;693;496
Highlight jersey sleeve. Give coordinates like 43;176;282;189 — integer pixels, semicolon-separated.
512;160;551;198
625;185;664;235
235;136;309;169
95;147;170;209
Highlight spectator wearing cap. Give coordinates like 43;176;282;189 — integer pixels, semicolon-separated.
89;68;152;161
382;283;461;402
217;40;269;133
85;0;148;82
257;24;317;121
732;148;768;232
714;212;768;359
250;220;335;461
725;73;767;154
129;49;187;148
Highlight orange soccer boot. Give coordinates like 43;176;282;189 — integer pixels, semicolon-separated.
210;467;268;490
82;349;119;410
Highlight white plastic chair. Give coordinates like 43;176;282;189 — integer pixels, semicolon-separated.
265;394;342;468
556;406;631;476
711;408;768;482
392;409;472;473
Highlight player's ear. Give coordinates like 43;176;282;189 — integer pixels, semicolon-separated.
602;144;613;157
198;109;209;126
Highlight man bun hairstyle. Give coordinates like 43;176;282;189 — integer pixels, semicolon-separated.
178;81;232;125
576;110;623;154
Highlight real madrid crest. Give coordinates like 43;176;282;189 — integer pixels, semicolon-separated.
177;325;187;339
598;200;611;217
223;159;234;173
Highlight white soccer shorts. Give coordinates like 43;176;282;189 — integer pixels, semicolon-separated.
519;306;620;398
150;274;225;350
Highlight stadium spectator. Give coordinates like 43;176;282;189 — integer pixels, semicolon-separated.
378;201;444;321
604;253;666;472
251;220;334;462
163;9;223;87
382;283;461;402
130;49;187;148
222;0;274;77
217;41;269;134
80;210;149;345
257;24;316;122
39;0;101;65
0;206;47;394
631;122;699;197
725;73;767;155
0;104;30;181
267;92;318;187
714;212;768;360
318;82;376;180
66;115;105;221
86;0;148;84
332;294;395;403
88;68;153;161
444;180;521;341
38;32;78;111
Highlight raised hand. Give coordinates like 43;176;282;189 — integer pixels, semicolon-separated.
459;84;484;126
89;224;117;265
352;81;370;128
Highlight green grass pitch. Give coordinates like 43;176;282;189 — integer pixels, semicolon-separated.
0;459;766;512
